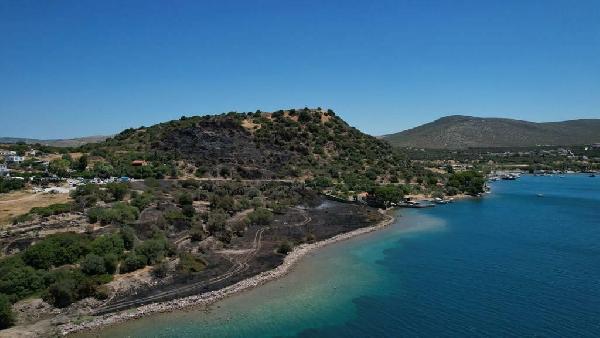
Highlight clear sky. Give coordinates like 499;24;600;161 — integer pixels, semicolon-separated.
1;0;599;139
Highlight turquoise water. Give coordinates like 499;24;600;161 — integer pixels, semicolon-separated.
91;175;600;337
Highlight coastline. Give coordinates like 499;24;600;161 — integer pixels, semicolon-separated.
59;210;396;336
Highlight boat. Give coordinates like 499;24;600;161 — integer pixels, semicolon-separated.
398;201;436;208
434;197;450;204
537;193;544;197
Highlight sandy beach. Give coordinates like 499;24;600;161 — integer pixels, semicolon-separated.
59;211;395;336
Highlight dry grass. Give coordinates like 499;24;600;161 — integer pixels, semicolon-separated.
241;118;261;132
0;191;71;227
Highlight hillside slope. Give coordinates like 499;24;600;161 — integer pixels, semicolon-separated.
383;115;600;149
0;135;109;147
82;108;409;184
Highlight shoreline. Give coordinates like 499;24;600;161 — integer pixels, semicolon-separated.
59;210;396;336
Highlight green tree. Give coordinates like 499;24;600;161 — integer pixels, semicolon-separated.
207;209;227;235
246;208;273;226
0;293;15;329
120;253;147;273
368;185;404;208
80;254;106;275
119;226;136;250
73;154;88;171
106;182;129;201
134;238;167;265
90;233;125;256
45;280;77;308
48;159;70;177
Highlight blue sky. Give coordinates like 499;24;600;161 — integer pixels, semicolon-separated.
1;0;599;139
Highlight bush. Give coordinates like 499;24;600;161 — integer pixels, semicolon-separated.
106;182;129;201
446;171;485;195
176;253;206;276
0;177;25;194
0;293;15;329
11;213;33;225
22;233;90;270
45;279;76;308
119;226;136;250
189;224;205;241
120;254;147;273
0;258;45;301
367;185;405;208
152;261;169;278
87;202;139;225
29;203;73;217
134;237;168;265
177;192;193;206
90;233;125;256
276;241;293;255
207;209;227;235
81;254;106;275
103;253;118;274
71;184;106;208
182;204;196;218
130;191;155;211
246;208;273;226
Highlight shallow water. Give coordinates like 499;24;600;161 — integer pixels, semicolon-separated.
86;174;600;337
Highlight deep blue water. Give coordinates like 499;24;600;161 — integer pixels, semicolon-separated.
93;175;600;337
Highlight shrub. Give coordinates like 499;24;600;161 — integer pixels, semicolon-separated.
119;226;136;250
0;177;25;194
182;204;196;218
276;241;293;255
81;254;106;275
152;261;169;278
446;171;485;195
45;280;76;308
103;253;118;274
207;209;227;235
177;192;193;206
29;203;73;217
176;253;206;276
0;293;15;329
22;233;90;270
246;208;273;226
189;224;205;241
87;202;139;225
106;182;129;201
0;257;45;301
90;233;125;256
120;254;147;273
134;237;168;265
130;191;155;211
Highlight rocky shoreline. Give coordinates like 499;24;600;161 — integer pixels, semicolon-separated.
59;210;395;336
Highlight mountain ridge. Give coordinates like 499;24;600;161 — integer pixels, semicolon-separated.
383;115;600;149
0;135;109;147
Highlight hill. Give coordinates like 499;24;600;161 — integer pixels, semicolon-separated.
0;135;109;147
81;108;415;189
382;115;600;149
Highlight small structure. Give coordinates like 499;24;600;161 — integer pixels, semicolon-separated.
5;155;25;163
353;192;369;203
0;164;9;176
131;160;147;166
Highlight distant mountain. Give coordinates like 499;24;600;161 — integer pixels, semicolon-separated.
0;135;109;147
382;115;600;149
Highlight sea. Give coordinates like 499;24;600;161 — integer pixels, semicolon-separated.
83;174;600;337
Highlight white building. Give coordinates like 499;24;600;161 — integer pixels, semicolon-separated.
5;155;25;163
0;164;8;176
